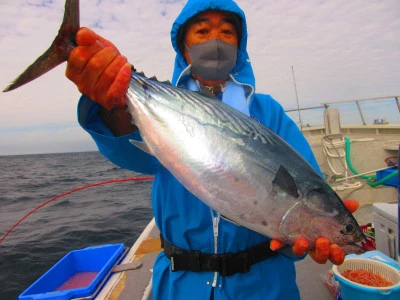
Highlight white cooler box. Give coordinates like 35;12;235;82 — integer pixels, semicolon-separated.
373;203;399;261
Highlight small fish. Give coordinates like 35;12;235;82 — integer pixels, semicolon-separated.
4;0;366;252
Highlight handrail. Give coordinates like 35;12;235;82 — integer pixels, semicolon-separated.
285;105;325;113
285;95;400;126
322;95;399;106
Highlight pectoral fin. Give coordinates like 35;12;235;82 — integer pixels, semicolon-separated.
273;166;299;198
129;139;154;156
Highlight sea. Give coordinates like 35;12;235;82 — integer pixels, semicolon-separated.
0;151;154;299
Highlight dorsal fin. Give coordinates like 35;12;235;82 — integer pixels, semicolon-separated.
148;76;172;85
272;166;299;198
134;72;172;86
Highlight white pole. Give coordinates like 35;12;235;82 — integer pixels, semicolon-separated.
291;66;302;130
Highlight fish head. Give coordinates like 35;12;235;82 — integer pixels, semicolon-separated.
296;181;366;253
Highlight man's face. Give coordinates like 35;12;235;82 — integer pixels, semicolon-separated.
183;10;239;66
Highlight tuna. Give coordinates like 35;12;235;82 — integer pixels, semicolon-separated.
3;0;366;252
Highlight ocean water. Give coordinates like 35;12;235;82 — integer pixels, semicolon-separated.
0;151;153;299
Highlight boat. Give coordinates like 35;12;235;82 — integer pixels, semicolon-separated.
18;96;399;299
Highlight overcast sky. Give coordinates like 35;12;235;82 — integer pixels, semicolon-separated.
0;0;399;155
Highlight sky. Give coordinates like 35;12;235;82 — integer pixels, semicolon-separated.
0;0;399;155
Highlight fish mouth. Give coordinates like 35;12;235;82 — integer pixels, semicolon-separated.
340;242;366;254
334;233;367;255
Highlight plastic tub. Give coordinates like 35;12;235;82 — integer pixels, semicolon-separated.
19;243;125;300
332;258;400;300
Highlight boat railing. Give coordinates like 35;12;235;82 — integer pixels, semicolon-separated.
285;95;400;130
286;96;399;196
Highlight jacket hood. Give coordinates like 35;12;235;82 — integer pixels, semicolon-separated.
170;0;255;90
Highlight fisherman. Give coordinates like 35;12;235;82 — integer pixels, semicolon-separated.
66;0;358;298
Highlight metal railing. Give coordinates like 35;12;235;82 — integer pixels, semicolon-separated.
285;95;400;129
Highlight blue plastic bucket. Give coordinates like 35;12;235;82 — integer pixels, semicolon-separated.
333;258;400;300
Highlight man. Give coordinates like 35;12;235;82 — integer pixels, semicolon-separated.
66;0;356;298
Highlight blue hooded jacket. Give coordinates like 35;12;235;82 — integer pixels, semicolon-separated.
77;0;321;299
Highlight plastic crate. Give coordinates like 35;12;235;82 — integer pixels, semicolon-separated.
19;243;125;300
376;168;398;187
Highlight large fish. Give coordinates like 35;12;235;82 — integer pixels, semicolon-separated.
4;0;365;253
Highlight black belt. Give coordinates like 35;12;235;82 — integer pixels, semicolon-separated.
160;235;279;276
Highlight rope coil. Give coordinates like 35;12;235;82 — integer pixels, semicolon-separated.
322;135;362;191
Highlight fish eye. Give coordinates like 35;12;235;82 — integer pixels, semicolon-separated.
340;223;355;235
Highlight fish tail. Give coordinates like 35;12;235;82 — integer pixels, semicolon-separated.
3;0;80;92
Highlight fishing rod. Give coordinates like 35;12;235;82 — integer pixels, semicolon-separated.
0;176;154;244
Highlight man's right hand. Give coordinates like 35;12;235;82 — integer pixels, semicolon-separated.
66;27;132;110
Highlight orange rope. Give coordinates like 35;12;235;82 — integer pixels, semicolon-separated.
0;176;154;244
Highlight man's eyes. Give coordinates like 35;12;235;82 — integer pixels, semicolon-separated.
196;29;209;34
195;28;235;35
222;29;235;35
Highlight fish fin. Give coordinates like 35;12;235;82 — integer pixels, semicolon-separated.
273;166;299;198
129;139;154;156
3;0;79;92
145;75;171;85
221;215;239;225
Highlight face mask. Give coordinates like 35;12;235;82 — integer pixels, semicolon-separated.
186;39;238;80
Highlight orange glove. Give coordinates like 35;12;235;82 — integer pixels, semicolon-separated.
66;27;132;110
271;199;359;265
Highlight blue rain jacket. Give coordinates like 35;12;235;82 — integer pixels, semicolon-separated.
77;0;322;299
